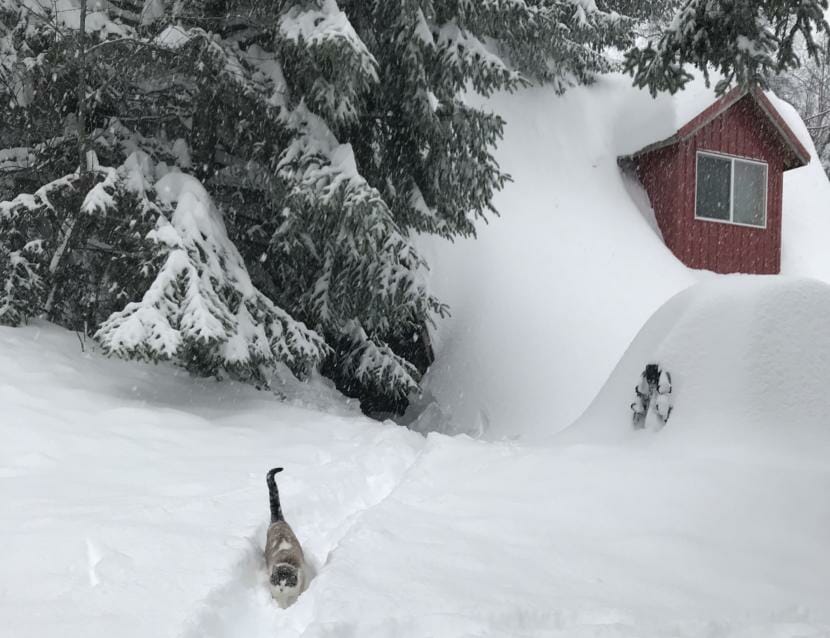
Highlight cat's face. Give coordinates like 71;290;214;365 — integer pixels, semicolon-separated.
270;564;301;607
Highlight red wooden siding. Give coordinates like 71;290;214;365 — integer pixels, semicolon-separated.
634;95;791;275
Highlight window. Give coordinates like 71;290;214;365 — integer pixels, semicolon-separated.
695;152;768;228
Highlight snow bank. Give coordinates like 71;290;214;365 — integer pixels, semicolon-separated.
770;94;830;281
420;74;830;441
0;322;421;638
419;75;700;440
561;276;830;463
781;159;830;280
3;324;829;638
283;433;830;638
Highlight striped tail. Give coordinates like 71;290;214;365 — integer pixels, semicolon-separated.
266;467;284;523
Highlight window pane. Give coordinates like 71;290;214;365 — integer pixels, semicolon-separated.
696;154;731;221
733;160;766;227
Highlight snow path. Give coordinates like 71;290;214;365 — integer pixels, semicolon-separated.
277;436;829;638
181;442;433;638
0;324;425;638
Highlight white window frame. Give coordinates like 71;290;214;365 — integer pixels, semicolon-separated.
694;150;769;229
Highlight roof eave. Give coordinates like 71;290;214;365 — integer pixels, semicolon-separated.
618;135;679;165
750;89;811;170
620;86;811;171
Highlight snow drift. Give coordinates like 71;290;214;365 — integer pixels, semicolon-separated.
561;276;830;463
3;323;829;638
779;96;830;282
419;74;830;440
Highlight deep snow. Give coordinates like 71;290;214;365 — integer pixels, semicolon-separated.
2;323;829;638
563;276;830;462
0;323;422;638
419;74;830;440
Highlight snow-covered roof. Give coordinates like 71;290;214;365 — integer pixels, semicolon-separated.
420;73;830;440
622;85;810;170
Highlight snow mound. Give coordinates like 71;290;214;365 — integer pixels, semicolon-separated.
420;73;830;441
419;75;700;440
772;93;830;282
562;276;830;461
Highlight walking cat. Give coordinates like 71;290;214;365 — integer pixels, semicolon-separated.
264;467;307;608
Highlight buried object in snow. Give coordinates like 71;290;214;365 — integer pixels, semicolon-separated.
631;363;672;428
561;277;830;454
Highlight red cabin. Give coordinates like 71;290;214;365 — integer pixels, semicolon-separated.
620;87;810;275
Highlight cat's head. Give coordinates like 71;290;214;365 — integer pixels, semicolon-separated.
269;563;301;606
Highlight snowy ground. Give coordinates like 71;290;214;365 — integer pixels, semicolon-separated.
0;323;422;638
2;322;829;638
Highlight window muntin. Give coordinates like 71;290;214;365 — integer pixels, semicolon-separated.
695;152;768;228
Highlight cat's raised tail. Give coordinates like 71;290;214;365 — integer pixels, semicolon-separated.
266;467;284;523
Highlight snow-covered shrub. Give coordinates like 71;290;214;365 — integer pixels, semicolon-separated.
0;165;158;329
96;170;328;382
0;152;327;382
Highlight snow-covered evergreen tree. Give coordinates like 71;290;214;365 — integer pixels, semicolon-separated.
1;0;632;412
96;166;328;382
625;0;830;95
239;0;630;411
0;163;159;329
0;152;327;381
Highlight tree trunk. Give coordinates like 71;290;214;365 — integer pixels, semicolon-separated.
45;0;88;317
77;0;87;174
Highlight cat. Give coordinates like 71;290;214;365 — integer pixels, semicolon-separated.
264;467;307;608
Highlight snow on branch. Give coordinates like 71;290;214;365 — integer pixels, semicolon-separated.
0;242;44;326
96;170;329;381
277;103;434;325
278;103;380;207
277;0;378;125
624;0;828;96
434;20;520;95
279;0;377;81
339;319;421;401
152;24;284;108
0;148;35;173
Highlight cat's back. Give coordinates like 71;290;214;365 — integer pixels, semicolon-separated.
265;520;304;567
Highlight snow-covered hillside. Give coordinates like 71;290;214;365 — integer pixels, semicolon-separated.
419;74;830;441
563;276;830;460
2;323;829;638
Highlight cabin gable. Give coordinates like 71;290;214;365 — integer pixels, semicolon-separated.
625;92;807;275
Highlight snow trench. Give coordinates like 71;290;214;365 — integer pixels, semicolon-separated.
179;444;430;638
